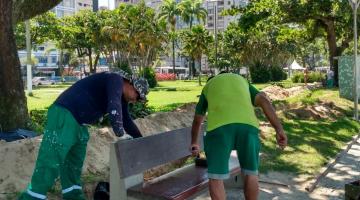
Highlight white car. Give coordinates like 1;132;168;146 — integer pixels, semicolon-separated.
32;77;55;86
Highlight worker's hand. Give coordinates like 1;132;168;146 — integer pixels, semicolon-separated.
275;129;287;150
114;127;125;137
189;143;200;156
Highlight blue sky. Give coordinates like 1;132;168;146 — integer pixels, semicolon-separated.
99;0;114;9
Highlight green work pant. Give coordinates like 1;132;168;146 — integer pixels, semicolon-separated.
19;104;89;200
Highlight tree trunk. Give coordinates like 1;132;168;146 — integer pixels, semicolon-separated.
0;0;29;132
325;20;339;86
88;48;94;74
94;53;100;73
58;50;64;76
172;39;176;77
198;58;202;86
191;59;196;78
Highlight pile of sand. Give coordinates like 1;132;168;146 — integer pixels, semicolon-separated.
284;101;344;121
0;104;196;197
262;83;321;101
262;86;291;100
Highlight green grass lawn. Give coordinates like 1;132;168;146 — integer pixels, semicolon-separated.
259;89;360;174
26;80;300;111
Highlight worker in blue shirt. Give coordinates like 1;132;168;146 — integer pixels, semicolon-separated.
19;71;149;200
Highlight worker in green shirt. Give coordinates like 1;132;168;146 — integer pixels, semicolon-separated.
190;73;287;200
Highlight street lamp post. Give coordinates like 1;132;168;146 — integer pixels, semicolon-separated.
214;3;218;69
349;0;360;121
25;20;32;94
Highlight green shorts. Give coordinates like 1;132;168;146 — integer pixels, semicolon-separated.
204;123;260;180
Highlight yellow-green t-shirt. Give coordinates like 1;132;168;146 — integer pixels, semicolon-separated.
195;73;260;131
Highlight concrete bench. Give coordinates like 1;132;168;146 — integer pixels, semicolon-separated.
110;126;241;200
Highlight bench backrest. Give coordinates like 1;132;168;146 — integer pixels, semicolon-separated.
113;126;204;178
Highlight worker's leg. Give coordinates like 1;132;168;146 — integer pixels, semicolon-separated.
235;125;260;200
18;105;74;200
204;125;235;200
60;126;89;200
243;174;259;200
209;179;226;200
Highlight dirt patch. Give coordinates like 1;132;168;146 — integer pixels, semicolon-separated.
262;83;321;101
284;101;344;121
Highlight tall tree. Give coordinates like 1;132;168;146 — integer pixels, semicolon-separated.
56;10;104;74
159;0;180;77
0;0;62;132
181;25;213;86
232;0;354;86
102;2;167;71
178;0;207;77
15;11;59;50
178;0;207;29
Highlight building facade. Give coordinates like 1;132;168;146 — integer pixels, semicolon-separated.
76;0;93;11
115;0;139;7
201;0;248;73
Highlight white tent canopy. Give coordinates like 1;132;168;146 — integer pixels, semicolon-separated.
283;60;305;71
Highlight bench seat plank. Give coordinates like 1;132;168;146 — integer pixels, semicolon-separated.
128;153;240;200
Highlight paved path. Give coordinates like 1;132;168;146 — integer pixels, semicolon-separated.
193;137;360;200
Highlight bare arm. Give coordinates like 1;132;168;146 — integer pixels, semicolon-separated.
190;114;205;156
254;92;287;149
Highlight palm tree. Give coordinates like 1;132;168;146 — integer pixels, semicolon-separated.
159;0;180;77
102;3;166;71
178;0;207;29
181;25;213;86
178;0;207;78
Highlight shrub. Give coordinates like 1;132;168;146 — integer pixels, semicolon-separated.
142;67;157;88
291;71;325;83
291;72;303;83
129;101;154;119
156;73;176;81
249;62;271;83
308;71;325;83
115;62;133;75
270;66;287;82
29;109;48;133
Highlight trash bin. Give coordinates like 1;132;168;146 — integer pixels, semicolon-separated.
94;182;109;200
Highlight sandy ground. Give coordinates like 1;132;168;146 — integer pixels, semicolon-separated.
0;104;195;199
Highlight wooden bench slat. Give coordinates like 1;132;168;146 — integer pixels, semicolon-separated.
128;153;240;200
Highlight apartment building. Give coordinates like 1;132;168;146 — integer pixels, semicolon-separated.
76;0;93;11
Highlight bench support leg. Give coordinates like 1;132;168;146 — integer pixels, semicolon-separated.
110;144;144;200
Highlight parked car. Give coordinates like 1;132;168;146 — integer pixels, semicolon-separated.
32;77;55;86
50;76;64;83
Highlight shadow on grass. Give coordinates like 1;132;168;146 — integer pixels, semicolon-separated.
260;117;360;174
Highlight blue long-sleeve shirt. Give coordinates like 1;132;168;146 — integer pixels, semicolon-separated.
55;72;142;138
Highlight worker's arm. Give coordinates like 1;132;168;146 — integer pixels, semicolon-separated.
107;74;125;137
191;114;205;156
122;100;142;138
254;92;287;149
190;92;208;156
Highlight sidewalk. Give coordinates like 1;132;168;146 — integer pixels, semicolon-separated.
193;137;360;200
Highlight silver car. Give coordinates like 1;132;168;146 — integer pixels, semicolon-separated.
32;77;55;86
